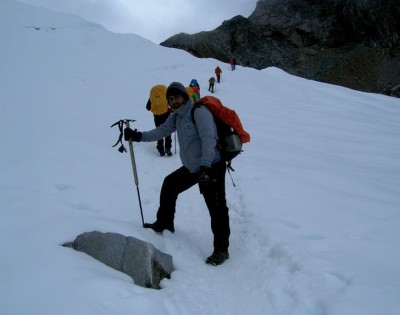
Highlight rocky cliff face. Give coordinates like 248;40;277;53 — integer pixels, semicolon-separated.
160;0;400;97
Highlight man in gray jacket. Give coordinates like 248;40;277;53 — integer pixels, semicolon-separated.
124;82;230;266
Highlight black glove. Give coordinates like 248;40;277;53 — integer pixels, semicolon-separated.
197;166;216;188
124;128;142;142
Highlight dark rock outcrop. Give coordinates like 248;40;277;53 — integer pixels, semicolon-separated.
63;231;174;289
161;0;400;96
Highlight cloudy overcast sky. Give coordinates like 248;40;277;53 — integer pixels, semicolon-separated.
18;0;260;43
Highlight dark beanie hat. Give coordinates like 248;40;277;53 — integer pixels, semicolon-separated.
166;82;189;100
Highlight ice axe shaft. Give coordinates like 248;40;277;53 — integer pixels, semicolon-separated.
126;121;139;186
125;120;145;226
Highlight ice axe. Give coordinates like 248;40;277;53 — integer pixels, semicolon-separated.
111;119;145;226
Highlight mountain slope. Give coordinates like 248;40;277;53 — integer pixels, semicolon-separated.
1;1;400;315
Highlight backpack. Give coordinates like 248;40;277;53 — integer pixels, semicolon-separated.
191;85;200;98
186;86;199;101
191;96;250;169
149;85;168;115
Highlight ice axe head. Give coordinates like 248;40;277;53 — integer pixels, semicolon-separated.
123;119;136;128
111;119;136;152
118;145;127;153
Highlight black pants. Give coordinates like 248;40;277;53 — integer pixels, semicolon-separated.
156;160;230;251
208;83;214;93
154;113;172;153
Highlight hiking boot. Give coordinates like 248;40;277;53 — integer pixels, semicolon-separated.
143;221;175;233
165;150;172;156
206;249;229;266
159;152;166;157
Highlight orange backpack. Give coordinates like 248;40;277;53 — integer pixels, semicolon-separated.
191;96;250;165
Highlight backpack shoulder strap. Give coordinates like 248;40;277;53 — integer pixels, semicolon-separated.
190;103;203;126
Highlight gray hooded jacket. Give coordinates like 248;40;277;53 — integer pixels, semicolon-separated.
140;99;221;173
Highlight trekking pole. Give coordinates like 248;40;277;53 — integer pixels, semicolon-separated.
174;132;177;154
111;119;145;226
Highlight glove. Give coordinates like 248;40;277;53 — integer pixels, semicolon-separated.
197;166;216;188
124;128;142;142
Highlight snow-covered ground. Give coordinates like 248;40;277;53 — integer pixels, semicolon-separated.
1;1;399;314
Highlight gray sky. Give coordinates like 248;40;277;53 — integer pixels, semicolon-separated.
18;0;259;43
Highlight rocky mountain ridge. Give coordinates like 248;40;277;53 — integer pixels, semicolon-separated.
161;0;400;97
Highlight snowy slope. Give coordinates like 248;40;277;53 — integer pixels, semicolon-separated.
1;1;400;314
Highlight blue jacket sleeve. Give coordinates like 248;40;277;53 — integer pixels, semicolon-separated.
141;113;176;141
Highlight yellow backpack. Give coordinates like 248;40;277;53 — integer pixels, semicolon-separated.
149;85;168;115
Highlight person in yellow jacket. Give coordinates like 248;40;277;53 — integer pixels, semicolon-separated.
146;85;172;156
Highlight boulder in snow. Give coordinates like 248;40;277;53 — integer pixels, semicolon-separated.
63;231;174;289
